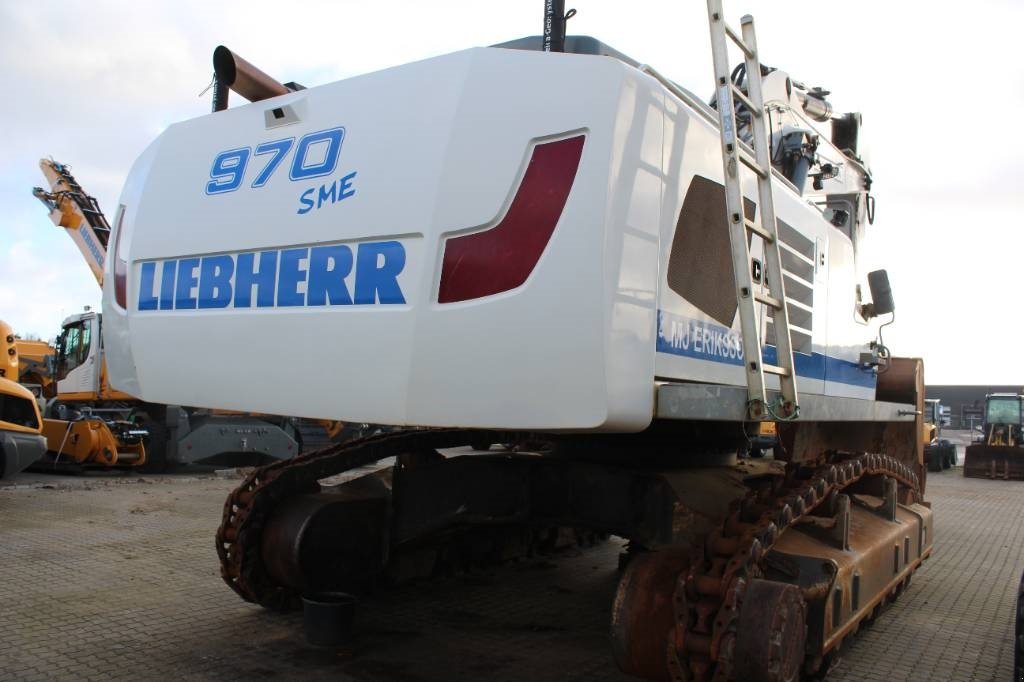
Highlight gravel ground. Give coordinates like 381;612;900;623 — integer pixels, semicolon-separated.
0;451;1018;681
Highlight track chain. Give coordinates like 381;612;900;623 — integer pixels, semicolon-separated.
216;428;487;611
667;452;921;681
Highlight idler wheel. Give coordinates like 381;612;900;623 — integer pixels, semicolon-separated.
611;548;690;680
733;579;807;682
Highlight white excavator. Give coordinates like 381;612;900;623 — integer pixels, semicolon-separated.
102;2;932;679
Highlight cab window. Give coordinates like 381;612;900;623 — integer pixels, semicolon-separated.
80;323;91;364
57;322;91;376
987;398;1022;426
62;325;82;371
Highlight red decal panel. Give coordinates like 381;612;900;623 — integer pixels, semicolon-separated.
438;135;585;303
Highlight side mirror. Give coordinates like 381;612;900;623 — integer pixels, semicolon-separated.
867;269;895;316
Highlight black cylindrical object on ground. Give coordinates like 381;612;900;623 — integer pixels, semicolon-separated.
302;592;357;647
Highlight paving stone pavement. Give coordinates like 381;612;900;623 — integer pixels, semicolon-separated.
0;465;1020;681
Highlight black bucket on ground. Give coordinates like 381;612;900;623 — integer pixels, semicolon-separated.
302;592;357;647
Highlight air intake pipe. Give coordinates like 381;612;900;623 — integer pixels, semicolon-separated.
212;45;289;105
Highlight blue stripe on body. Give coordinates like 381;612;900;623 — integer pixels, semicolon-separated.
656;310;875;389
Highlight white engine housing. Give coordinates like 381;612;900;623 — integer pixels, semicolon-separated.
103;45;880;432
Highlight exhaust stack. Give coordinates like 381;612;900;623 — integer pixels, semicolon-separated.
212;45;289;106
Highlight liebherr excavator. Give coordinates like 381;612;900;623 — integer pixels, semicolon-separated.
103;2;932;679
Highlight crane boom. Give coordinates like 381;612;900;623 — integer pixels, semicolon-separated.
32;159;111;287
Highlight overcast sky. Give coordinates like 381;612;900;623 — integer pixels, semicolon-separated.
1;1;1021;384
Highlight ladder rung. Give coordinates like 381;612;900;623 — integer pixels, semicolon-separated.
737;146;768;178
724;23;755;58
730;84;762;118
743;217;774;242
762;364;792;378
754;291;782;309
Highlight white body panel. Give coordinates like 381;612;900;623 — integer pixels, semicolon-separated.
104;46;880;432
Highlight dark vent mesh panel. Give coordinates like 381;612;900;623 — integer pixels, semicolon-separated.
666;175;754;327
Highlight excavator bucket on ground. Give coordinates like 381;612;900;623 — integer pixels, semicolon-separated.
963;444;1024;480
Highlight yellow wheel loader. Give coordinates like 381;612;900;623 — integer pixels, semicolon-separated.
963;393;1024;479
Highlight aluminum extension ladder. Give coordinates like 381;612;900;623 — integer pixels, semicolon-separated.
706;1;799;420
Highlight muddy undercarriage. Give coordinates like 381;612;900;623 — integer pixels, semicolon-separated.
217;361;930;681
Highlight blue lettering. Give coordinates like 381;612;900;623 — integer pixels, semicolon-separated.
276;248;308;307
317;182;337;209
307;245;353;306
338;171;356;199
235;251;278;308
159;260;177;310
206;148;250;195
138;240;406;312
138;262;158;311
290;128;344;180
208;126;350;196
354;241;406;305
81;229;104;267
174;258;201;309
297;188;315;215
296;171;357;215
198;255;235;309
252;138;294;188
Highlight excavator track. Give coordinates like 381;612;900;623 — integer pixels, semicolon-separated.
217;428;495;610
219;431;927;681
667;452;922;681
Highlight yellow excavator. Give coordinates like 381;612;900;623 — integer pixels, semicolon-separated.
1;326;46;477
2;319;147;470
0;376;47;479
31;159;346;470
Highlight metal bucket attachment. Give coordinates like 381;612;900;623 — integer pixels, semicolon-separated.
963;444;1024;480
